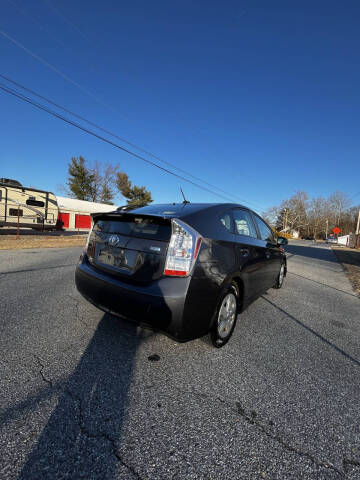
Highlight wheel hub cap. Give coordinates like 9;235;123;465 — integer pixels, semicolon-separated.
279;264;285;285
217;293;237;339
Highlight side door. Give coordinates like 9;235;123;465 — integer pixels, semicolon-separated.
232;208;267;301
252;213;282;290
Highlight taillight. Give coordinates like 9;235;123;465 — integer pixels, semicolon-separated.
85;225;93;250
85;224;96;260
164;219;202;277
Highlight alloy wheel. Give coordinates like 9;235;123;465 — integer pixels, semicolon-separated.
217;293;237;339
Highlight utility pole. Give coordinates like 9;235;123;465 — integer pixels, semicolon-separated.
325;219;328;239
356;209;360;235
16;206;20;240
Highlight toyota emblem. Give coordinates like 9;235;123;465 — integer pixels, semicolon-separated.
108;234;120;247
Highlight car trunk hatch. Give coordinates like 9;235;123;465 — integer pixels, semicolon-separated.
87;213;171;284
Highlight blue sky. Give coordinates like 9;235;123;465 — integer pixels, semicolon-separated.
1;0;360;212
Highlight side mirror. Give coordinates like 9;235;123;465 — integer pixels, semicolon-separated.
277;236;288;246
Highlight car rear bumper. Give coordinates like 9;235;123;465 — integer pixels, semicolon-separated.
75;255;197;341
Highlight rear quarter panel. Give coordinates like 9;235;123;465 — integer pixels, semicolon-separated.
182;236;239;339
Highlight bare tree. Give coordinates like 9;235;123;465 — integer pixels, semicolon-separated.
279;191;309;233
262;206;280;226
100;163;118;204
307;197;329;238
89;160;103;203
270;190;356;238
88;161;119;204
329;191;351;226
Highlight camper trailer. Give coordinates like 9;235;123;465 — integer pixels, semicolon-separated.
0;178;59;230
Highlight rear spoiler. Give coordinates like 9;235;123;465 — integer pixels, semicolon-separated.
91;210;174;222
91;204;148;220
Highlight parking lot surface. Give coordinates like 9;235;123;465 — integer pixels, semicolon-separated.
0;240;359;479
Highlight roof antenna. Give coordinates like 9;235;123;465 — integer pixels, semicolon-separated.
180;187;190;204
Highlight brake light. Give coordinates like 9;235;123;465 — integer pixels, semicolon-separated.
164;219;202;276
85;224;96;260
85;225;93;250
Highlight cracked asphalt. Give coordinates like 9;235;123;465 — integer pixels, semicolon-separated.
0;240;359;479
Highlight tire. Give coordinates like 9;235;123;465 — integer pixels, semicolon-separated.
210;283;239;348
274;262;285;289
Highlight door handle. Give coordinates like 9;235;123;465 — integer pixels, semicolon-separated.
239;248;249;257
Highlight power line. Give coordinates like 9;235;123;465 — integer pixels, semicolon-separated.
42;0;92;44
2;0;265;210
0;20;264;209
5;0;68;49
0;82;242;203
0;30;114;112
0;72;264;211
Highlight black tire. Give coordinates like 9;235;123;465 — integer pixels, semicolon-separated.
274;262;286;289
210;283;239;348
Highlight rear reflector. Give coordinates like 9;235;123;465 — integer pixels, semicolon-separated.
164;219;202;277
163;269;187;276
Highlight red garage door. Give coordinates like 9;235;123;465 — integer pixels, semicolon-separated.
75;214;91;229
58;212;69;228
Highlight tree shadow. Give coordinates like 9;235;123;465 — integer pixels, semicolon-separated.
18;313;148;479
332;248;360;268
285;244;338;263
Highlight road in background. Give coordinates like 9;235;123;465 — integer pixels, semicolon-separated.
0;241;359;479
0;228;88;236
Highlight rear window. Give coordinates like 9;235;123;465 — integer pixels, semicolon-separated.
94;215;171;241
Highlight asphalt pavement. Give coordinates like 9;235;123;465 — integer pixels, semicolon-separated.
0;240;359;480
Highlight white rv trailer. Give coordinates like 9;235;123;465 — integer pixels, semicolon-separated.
0;179;59;230
56;196;116;231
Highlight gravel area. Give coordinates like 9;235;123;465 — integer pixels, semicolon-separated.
332;247;360;296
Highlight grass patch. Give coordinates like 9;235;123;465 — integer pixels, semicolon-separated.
0;235;87;250
332;247;360;296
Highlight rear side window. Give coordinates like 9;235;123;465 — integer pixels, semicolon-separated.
220;211;233;232
94;215;171;241
9;208;23;216
253;215;274;242
233;209;257;237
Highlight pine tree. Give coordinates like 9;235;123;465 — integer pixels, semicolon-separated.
67;156;94;201
116;172;153;207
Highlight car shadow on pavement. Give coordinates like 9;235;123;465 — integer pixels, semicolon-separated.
262;296;360;368
18;313;147;480
285;244;338;262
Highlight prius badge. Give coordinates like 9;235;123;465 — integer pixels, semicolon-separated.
108;235;120;247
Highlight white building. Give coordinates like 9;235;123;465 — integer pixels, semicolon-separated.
56;196;117;231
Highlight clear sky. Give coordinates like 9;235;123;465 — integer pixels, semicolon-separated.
1;0;360;212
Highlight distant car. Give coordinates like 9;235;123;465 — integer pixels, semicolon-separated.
76;203;288;347
326;237;338;244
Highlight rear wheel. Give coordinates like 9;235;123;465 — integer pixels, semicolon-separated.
211;284;239;348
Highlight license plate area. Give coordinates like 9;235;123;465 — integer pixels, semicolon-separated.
97;245;139;273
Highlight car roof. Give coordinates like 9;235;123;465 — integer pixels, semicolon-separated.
127;203;249;218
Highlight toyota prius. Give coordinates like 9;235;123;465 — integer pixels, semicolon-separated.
75;203;287;347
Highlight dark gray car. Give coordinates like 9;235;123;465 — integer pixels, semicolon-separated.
75;203;287;347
